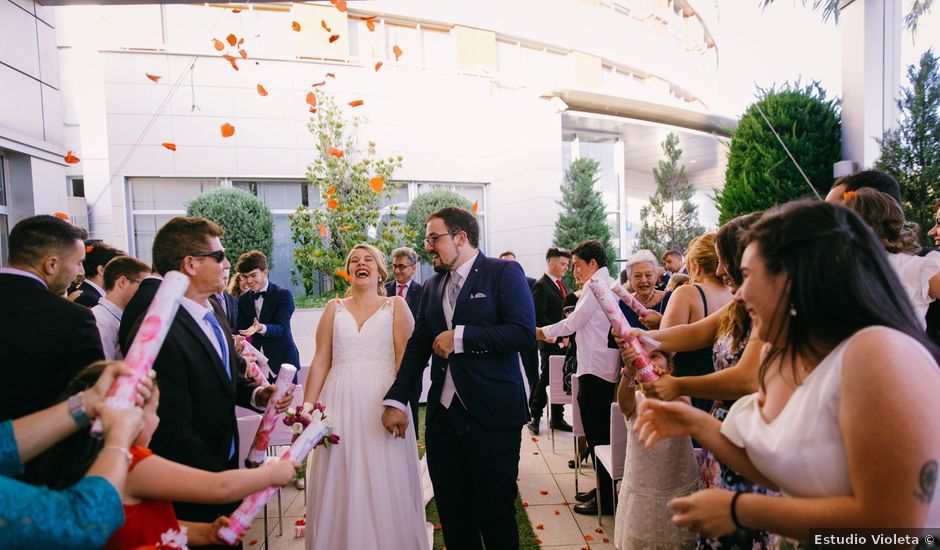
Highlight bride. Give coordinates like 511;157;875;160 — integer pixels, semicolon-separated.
303;243;430;550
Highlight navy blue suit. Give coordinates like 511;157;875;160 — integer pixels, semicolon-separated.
236;282;300;379
385;279;424;438
385;253;535;549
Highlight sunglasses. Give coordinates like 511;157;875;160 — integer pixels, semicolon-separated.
191;250;226;263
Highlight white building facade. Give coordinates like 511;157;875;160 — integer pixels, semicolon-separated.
52;0;732;289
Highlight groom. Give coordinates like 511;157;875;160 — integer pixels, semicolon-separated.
382;207;535;550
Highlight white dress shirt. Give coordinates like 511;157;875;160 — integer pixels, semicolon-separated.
91;297;123;360
254;281;269;335
84;279;106;299
394;278;413;300
541;266;621;383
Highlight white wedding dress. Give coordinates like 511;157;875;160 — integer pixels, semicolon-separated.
305;298;430;550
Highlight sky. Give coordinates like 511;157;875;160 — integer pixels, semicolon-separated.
713;1;940;117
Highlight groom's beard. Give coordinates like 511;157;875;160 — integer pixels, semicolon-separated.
432;245;461;274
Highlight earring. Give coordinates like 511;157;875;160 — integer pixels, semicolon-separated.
789;304;797;317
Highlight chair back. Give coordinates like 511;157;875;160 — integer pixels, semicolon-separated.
548;355;572;405
571;374;584;438
608;402;629;480
236;414;263;468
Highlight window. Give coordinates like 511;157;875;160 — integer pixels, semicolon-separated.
496;39;520;77
422;27;455;70
68;177;85;198
385;22;419;66
0;154;7;266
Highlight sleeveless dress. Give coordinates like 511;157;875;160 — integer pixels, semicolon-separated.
103;446;180;550
305;298;430;550
615;393;699;550
672;285;716;414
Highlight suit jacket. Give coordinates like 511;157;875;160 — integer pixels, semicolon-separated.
385;279;424;320
217;292;239;334
0;274;105;420
74;280;103;308
236;282;300;373
385;253;536;430
141;303;259;523
532;274;568;355
119;277;161;355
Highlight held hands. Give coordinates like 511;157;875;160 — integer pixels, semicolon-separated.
381;406;409;439
433;330;456;358
257;384;295;413
669;489;737;537
97;402;145;449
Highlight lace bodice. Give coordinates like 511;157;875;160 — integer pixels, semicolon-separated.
329;298;396;382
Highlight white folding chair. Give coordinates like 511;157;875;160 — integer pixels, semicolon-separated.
236;415;266;547
547;355;572;453
594;402;629;526
265;384;305;537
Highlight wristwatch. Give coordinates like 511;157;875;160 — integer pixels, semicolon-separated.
67;391;89;427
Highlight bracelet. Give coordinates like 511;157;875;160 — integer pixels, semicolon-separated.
730;490;746;530
102;445;133;464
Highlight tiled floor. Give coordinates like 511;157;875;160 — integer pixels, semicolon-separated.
241;406;616;549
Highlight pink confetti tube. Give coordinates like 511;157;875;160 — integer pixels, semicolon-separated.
241;340;271;377
244;364;297;467
218;419;330;545
609;281;651;318
585;279;659;384
91;271;189;435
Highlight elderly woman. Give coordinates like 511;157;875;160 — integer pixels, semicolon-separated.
623;249;671;330
633;200;940;540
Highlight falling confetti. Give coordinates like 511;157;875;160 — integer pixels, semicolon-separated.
257;84;268;96
220;123;235;138
365;17;376;32
64;151;80;164
393;45;403;61
522;501;529;507
311;81;326;87
146;73;161;83
328;198;339;209
369;176;383;192
231;8;242;13
161;143;177;151
52;212;70;220
321;19;331;32
349;100;364;107
338;225;351;231
329;34;340;43
306;92;318;108
335;268;351;281
594;528;603;533
291;21;301;32
221;54;239;71
471;200;479;213
584;535;594;541
535;524;544;530
539;489;548;495
325;72;336;78
318;223;327;237
374;61;383;72
328;146;344;158
326;184;335;196
226;33;237;46
238;49;248;60
212;38;225;51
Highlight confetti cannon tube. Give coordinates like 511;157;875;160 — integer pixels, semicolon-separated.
91;271;189;435
218;420;330;545
585;279;659;384
244;364;297;468
608;281;651;318
241;340;272;380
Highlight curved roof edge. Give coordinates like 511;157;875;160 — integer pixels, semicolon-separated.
543;88;737;137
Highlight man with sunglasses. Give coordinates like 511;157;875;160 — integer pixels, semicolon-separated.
138;217;292;544
385;246;425;438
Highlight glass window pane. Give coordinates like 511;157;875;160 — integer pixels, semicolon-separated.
132;214;176;266
578;135;620;210
422;28;454;70
0;214;8;266
131;178;220;211
348;17;383;61
0;155;6;206
386;23;419;66
520;45;547;86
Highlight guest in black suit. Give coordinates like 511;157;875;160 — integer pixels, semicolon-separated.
142;217;291;537
498;251;540;413
216;269;239;334
0;215;105;421
74;241;124;308
118;269;161;355
527;246;574;435
384;208;535;550
386;246;425;438
235;251;301;382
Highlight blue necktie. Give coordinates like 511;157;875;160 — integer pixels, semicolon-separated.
203;310;235;460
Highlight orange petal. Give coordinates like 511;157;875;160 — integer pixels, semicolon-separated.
553;510;560;515
53;212;70;220
221;54;239;71
539;489;548;495
532;450;539;455
433;523;442;530
530;436;538;442
534;539;542;545
328;198;338;209
334;0;347;12
369;176;383;192
231;8;242;13
325;72;336;79
146;73;161;83
291;21;301;32
603;538;610;543
321;19;332;32
64;150;80;164
318;223;327;237
239;49;247;60
257;83;268;96
237;37;244;46
584;535;594;541
471;200;479;213
306;92;317;107
374;61;383;72
326;184;335;196
213;38;225;51
535;524;544;530
594;528;603;533
86;245;94;253
338;225;351;231
226;33;237;46
522;501;529;507
311;81;326;87
365;19;375;32
309;107;317;113
328;146;344;158
348;100;364;107
335;268;351;281
329;34;340;43
221;123;235;138
161;142;177;151
393;45;403;61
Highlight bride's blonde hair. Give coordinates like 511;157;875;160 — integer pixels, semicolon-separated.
344;243;389;297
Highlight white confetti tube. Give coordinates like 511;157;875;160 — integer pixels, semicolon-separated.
244;364;297;467
217;420;330;545
586;279;660;384
91;271;189;435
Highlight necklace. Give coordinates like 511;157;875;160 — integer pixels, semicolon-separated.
636;290;657;307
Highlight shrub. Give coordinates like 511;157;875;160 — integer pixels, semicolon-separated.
187;188;274;268
404;189;473;263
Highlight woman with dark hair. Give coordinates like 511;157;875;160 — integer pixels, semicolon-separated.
633;200;940;540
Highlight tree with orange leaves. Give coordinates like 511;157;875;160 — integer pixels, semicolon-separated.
289;91;413;296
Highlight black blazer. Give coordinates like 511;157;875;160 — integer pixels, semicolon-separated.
236;282;300;373
532;274;568;355
119;277;161;355
385;279;424;320
0;274;105;420
217;292;239;334
74;280;103;308
385;253;535;430
141;304;259;523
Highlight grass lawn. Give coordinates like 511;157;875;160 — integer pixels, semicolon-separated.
417;405;540;549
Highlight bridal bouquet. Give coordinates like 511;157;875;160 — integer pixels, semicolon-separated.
283;402;341;447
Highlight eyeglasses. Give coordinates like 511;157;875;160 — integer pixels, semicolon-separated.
126;277;142;285
424;232;458;246
392;262;416;271
191;250;226;263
